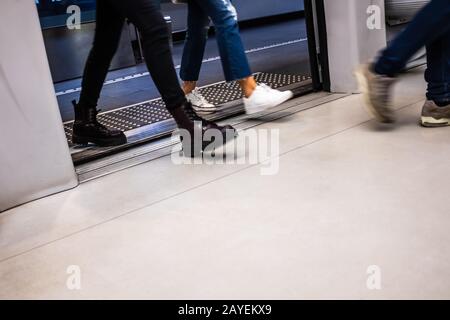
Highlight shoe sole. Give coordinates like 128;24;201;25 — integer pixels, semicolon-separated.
421;116;450;127
245;91;294;115
190;102;217;115
354;66;395;124
193;109;217;115
72;135;128;147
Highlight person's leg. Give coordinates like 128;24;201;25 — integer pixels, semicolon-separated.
193;0;253;92
180;0;210;94
72;0;127;146
178;0;218;115
375;0;450;76
109;0;237;153
194;0;292;114
421;28;450;127
108;0;185;110
355;0;450;124
78;1;125;108
425;29;450;105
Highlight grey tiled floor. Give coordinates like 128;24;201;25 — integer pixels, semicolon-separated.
1;67;449;299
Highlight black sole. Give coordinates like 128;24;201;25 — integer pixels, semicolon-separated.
72;135;128;147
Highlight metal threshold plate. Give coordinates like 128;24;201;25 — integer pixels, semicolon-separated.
65;72;312;165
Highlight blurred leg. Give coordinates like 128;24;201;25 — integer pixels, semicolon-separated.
375;0;450;76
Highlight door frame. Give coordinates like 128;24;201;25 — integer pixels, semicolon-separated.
304;0;330;92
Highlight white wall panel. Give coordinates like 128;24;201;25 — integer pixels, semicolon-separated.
0;0;78;212
324;0;387;93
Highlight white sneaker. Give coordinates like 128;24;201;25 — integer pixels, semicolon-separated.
244;84;294;115
186;88;217;115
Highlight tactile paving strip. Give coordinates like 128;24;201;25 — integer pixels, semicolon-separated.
64;72;311;147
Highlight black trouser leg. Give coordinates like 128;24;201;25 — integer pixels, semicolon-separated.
108;0;186;110
78;0;125;108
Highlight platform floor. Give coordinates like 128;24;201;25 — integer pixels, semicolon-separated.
1;67;449;299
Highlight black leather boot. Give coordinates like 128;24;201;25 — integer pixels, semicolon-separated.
170;101;237;157
71;100;127;147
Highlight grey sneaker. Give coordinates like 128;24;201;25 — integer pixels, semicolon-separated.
421;100;450;127
355;64;397;123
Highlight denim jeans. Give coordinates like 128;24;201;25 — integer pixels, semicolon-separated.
374;0;450;104
79;0;185;110
180;0;252;82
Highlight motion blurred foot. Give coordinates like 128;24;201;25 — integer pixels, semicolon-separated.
170;101;237;157
421;100;450;127
355;64;397;123
186;88;217;115
244;84;293;115
71;100;127;147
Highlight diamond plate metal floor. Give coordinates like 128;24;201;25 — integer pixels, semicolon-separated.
67;72;312;165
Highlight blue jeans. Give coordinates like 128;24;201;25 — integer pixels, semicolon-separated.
180;0;252;82
374;0;450;104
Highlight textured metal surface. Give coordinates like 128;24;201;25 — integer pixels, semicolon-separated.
66;72;312;164
64;102;172;147
65;72;311;146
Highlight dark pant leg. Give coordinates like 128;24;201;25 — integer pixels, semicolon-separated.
108;0;186;110
425;28;450;104
180;0;211;82
193;0;252;82
79;0;125;108
375;0;450;77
